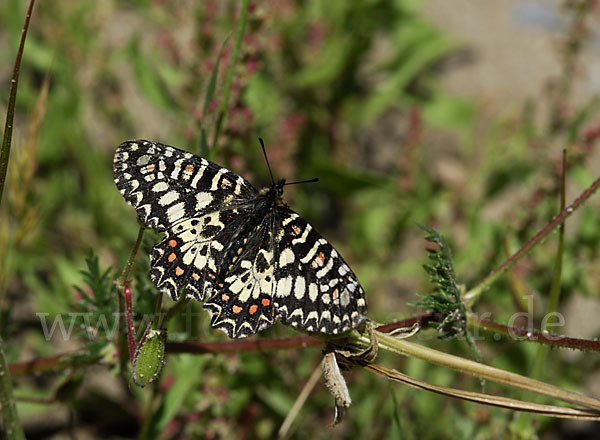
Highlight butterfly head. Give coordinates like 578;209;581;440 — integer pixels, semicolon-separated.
275;179;286;197
257;138;317;204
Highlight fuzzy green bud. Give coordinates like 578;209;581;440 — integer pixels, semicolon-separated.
133;328;166;387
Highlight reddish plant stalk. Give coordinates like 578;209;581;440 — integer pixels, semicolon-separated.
124;282;136;367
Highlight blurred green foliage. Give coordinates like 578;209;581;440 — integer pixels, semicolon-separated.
1;0;600;439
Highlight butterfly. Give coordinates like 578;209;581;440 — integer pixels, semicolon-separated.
113;140;367;338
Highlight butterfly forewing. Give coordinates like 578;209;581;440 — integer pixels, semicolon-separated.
272;209;367;334
113;140;256;231
113;139;368;339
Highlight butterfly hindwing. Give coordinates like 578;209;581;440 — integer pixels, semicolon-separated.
203;219;276;338
150;213;227;301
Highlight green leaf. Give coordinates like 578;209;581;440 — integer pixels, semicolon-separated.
150;355;208;435
311;161;387;194
360;21;455;123
199;127;209;158
203;35;230;115
127;36;174;110
244;73;282;125
255;385;295;417
422;92;475;130
292;36;349;87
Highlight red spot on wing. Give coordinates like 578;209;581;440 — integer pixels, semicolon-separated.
261;298;271;307
249;304;258;314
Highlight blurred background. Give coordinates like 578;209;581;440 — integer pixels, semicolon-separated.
2;0;600;438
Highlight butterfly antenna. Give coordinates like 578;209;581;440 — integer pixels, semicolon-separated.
259;137;276;185
284;178;319;186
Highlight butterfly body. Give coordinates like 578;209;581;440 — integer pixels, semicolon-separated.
114;140;367;338
216;187;275;281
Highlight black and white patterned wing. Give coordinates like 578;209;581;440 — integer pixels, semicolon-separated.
113;140;256;301
148;209;243;301
272;208;367;335
113;140;255;231
203;218;277;339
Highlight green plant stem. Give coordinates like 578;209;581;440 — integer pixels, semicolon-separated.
531;150;567;376
543;148;568;322
120;226;146;285
0;2;36;438
514;150;569;429
365;362;600;420
366;330;600;411
152;290;164;329
137;380;160;440
463;171;600;307
0;337;25;440
198;35;230;157
161;294;190;327
0;0;35;207
210;0;250;155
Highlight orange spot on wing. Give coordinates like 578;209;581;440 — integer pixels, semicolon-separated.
168;253;176;262
175;267;184;276
218;283;224;288
332;288;339;300
232;305;242;314
169;239;177;247
192;273;200;281
145;164;155;172
185;164;194;172
249;304;258;314
318;252;325;265
221;294;230;301
261;298;271;307
292;225;301;235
